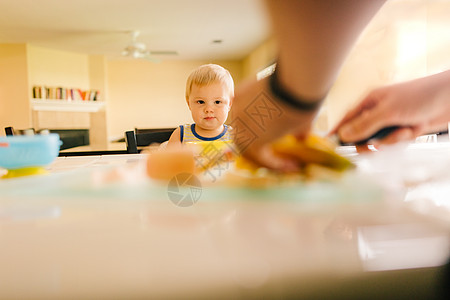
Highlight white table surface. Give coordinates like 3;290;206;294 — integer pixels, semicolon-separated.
1;147;449;299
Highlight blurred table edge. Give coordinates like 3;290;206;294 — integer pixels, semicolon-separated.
59;142;129;156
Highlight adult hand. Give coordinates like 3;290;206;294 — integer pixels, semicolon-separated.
230;0;385;170
332;70;450;146
230;77;319;171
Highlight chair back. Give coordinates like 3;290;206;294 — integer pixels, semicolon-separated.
125;129;174;153
5;127;14;136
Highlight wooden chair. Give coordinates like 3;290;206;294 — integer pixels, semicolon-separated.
125;129;174;154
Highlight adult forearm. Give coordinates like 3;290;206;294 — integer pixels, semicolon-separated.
265;0;386;101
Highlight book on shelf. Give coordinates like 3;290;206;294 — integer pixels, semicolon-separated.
32;86;100;101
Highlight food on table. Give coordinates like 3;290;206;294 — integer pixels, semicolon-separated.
233;134;355;184
146;146;195;180
146;134;354;185
271;134;354;172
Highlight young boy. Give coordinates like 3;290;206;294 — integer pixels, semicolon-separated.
167;64;234;146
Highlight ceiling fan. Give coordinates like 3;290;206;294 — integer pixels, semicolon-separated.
121;30;178;61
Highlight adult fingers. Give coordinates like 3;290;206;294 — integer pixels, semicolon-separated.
241;144;299;172
371;127;415;146
330;90;383;135
337;102;390;143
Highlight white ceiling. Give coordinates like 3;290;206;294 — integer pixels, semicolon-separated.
1;0;450;64
0;0;271;61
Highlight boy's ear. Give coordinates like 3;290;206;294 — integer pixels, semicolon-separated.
228;96;234;110
186;97;191;108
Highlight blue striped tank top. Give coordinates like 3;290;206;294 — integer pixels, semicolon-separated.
179;123;232;143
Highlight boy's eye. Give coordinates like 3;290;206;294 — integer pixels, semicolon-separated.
197;100;205;104
215;100;222;104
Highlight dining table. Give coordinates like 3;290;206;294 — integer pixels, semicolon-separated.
1;143;449;299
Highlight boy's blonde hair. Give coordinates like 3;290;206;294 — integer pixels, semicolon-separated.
185;64;234;100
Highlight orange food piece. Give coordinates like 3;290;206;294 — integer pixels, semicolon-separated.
272;135;354;172
146;148;195;181
235;135;354;174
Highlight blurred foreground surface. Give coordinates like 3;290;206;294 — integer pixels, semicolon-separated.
1;144;449;299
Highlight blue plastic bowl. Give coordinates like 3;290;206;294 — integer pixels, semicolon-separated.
0;134;61;169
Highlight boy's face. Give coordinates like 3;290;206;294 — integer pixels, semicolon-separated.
187;82;232;132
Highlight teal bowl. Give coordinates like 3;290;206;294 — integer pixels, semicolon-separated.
0;134;61;169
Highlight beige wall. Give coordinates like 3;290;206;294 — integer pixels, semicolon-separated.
28;45;90;88
88;55;108;147
27;45;92;130
106;59;242;139
0;44;31;131
242;38;277;79
321;0;450;131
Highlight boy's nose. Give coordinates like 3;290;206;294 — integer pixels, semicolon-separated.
204;104;214;112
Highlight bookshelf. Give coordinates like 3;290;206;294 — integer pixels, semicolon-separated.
31;85;104;112
30;99;105;113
